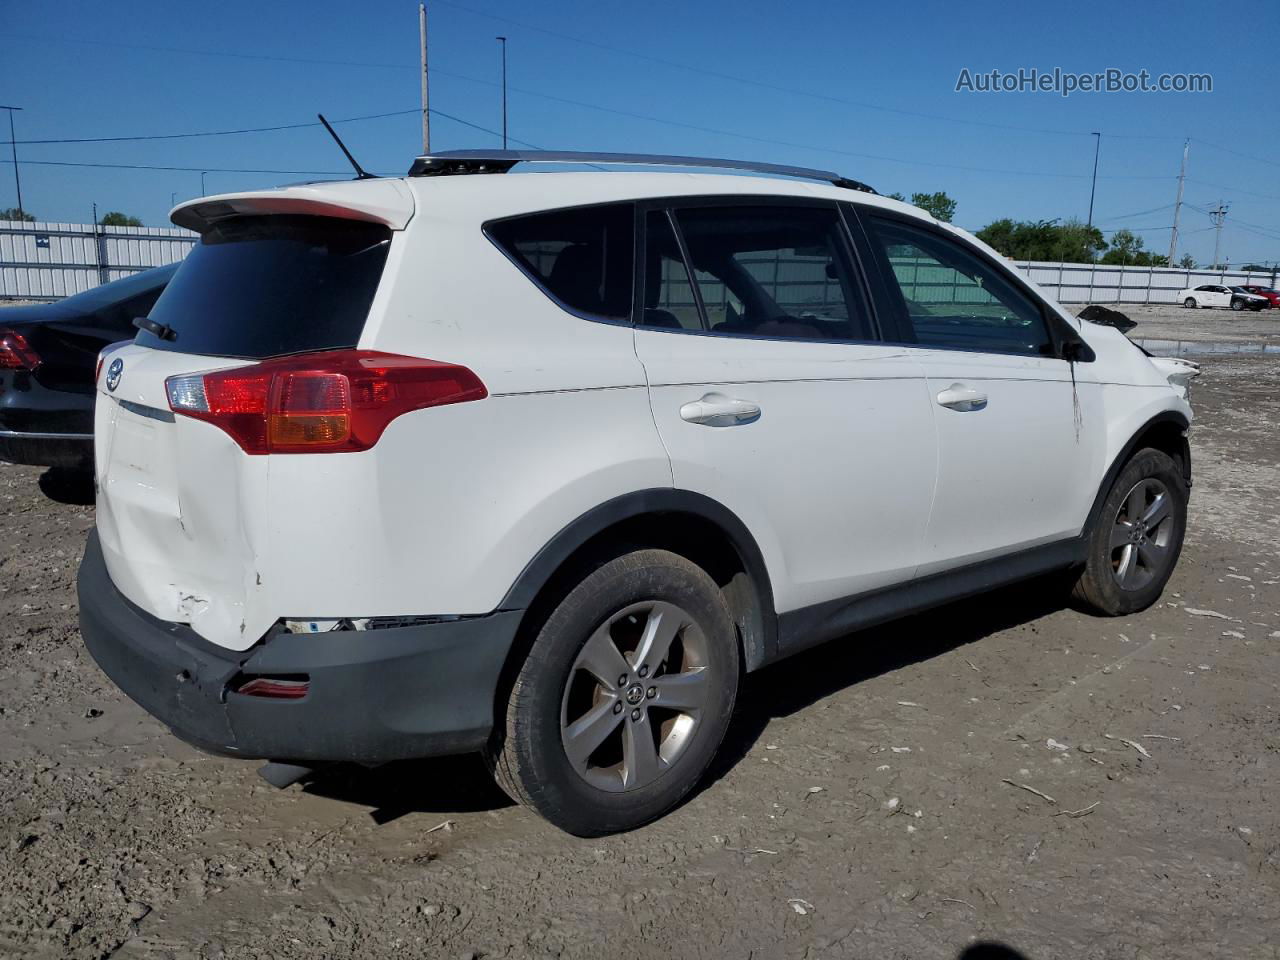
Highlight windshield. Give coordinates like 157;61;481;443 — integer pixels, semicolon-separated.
136;215;391;359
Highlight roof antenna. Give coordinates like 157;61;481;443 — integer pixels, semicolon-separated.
317;113;375;180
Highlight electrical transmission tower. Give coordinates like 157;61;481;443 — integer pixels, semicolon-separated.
1209;201;1229;270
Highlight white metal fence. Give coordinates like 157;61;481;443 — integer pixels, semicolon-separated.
1013;260;1279;305
0;219;197;300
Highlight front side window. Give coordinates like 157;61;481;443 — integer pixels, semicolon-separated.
487;203;634;320
864;216;1053;356
654;204;870;341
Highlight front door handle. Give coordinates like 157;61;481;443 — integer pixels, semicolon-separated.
936;383;988;411
679;392;762;427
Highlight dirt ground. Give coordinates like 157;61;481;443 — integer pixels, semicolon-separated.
1086;301;1280;345
1;323;1278;959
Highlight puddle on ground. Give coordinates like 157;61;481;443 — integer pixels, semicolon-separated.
1133;338;1280;357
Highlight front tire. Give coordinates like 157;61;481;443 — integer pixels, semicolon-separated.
488;549;740;836
1073;448;1187;616
1183;297;1196;308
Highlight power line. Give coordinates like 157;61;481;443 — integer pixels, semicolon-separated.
4;34;1271;195
6;105;537;151
5;20;1183;144
1191;139;1280;171
1097;203;1175;221
3;159;350;175
6;64;1168;182
5;30;1276;233
0;110;538;176
434;0;1177;141
8;32;413;71
430;67;1173;181
1186;179;1280;203
1231;222;1280;243
12;108;418;145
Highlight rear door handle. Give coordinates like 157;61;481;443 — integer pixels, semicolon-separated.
935;383;988;411
679;393;762;427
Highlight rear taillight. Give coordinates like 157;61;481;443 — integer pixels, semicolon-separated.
234;677;310;699
165;349;487;454
0;328;41;371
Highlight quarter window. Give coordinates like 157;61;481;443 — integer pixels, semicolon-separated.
487;203;634;320
865;216;1054;356
650;204;870;341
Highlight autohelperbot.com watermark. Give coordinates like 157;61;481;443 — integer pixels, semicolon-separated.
955;67;1212;97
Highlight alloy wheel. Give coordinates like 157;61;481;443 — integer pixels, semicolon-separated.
1109;477;1175;590
560;600;710;792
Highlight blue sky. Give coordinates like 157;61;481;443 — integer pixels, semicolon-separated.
3;0;1278;266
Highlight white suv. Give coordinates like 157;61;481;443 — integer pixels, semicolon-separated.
79;151;1196;835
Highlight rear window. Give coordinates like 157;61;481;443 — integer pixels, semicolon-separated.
136;215;391;359
486;203;634;320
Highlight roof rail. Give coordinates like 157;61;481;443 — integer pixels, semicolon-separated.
407;150;876;194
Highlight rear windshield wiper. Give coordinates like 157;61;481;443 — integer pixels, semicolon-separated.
133;316;178;342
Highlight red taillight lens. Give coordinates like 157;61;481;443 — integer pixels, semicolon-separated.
268;371;351;448
165;350;486;454
235;677;310;700
0;328;41;371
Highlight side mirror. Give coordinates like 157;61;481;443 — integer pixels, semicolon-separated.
1062;339;1096;363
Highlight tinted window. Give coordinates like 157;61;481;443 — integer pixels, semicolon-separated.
137;216;391;359
487;204;634;320
642;211;701;330
666;204;869;341
865;216;1053;356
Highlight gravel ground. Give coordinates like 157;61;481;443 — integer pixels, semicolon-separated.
1;340;1277;959
1082;301;1280;345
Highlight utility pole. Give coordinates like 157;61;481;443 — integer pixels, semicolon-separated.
419;3;431;154
1209;200;1229;270
200;171;208;195
1086;132;1101;229
0;105;24;221
1167;138;1189;265
496;36;508;149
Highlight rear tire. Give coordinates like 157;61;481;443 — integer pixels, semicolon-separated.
1073;448;1187;616
1231;298;1244;312
487;549;739;836
1183;297;1196;308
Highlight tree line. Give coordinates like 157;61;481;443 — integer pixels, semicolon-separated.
882;193;1202;269
2;208;144;227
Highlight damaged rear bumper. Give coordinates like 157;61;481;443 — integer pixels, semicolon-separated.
77;529;520;764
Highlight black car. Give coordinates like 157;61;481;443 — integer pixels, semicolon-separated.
0;264;178;469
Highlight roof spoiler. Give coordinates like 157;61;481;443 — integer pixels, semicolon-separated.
171;180;415;233
407;150;877;194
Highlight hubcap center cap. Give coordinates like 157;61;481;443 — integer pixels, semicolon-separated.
625;683;645;706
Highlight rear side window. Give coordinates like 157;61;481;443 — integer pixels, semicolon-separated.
137;215;391;359
486;204;634;320
662;204;870;341
864;216;1053;356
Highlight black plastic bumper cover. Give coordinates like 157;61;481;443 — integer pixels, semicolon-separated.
77;530;522;764
0;434;92;469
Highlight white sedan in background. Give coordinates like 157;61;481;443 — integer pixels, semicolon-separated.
1178;284;1269;311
